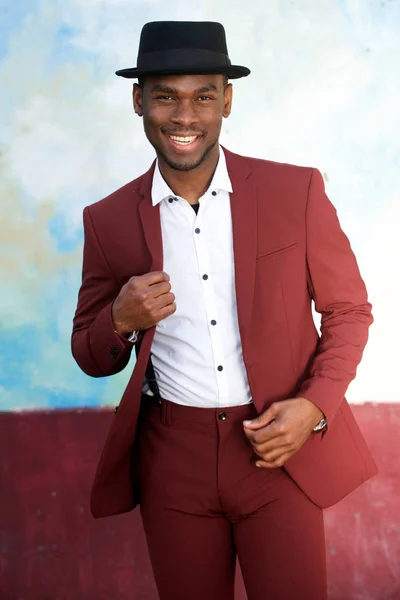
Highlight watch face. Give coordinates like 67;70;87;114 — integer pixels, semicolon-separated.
314;418;327;431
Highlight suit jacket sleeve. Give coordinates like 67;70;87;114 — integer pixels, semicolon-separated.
71;206;136;377
297;169;373;427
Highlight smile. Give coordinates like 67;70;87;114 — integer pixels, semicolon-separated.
169;135;198;145
166;133;203;152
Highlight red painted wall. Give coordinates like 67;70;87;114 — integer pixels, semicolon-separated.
1;404;399;600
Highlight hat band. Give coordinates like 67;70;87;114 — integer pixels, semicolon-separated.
137;47;232;70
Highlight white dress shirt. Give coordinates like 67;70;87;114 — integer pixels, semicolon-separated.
142;148;252;408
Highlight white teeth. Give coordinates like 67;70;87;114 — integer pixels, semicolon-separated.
169;135;198;144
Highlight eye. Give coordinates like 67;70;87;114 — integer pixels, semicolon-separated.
198;95;212;101
155;95;173;101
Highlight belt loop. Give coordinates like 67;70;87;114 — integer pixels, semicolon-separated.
161;400;172;426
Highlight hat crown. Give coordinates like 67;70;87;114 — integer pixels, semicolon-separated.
115;20;250;80
138;21;228;56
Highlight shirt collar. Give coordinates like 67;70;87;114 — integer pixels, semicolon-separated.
151;146;233;207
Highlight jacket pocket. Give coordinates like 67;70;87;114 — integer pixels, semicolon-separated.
256;240;298;261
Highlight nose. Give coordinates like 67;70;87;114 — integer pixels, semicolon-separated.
170;99;199;128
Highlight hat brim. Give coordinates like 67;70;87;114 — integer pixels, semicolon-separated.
115;65;250;80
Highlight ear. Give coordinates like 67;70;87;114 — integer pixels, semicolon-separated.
223;83;233;118
133;84;143;117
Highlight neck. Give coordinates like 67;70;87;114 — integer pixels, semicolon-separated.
158;144;220;205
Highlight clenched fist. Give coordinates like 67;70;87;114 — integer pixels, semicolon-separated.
112;271;176;335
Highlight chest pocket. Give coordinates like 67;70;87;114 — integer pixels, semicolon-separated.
256;240;298;262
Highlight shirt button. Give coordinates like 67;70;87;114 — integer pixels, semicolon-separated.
174;197;178;201
211;320;217;326
217;365;223;372
168;197;173;203
195;228;201;234
202;274;208;280
212;191;217;196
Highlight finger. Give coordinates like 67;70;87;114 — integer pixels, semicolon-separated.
255;452;292;469
250;438;292;458
243;420;283;444
143;281;171;300
157;301;177;321
243;403;279;430
128;273;170;294
258;447;289;463
153;291;175;311
145;271;170;285
149;283;175;310
255;460;280;469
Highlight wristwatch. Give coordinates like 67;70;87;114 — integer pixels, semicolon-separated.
313;417;327;432
122;330;140;343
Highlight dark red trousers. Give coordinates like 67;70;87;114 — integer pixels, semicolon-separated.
137;395;327;600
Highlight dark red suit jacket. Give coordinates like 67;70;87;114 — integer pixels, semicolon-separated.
72;148;377;518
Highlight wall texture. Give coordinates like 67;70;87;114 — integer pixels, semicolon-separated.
1;405;399;600
1;1;399;598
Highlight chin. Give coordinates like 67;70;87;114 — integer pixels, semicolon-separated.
157;141;218;172
165;156;204;171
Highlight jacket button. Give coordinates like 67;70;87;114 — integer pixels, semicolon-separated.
109;345;121;358
218;412;227;421
114;406;119;414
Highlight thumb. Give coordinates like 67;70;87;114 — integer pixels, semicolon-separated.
243;403;277;429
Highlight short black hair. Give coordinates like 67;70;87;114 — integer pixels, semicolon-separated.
137;74;229;90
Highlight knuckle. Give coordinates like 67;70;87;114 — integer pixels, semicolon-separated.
129;276;139;289
137;288;148;300
140;293;149;306
143;298;155;312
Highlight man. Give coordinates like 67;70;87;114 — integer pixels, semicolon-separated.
72;21;377;600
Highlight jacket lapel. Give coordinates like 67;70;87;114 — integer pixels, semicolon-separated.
224;147;257;352
133;162;163;360
137;161;163;273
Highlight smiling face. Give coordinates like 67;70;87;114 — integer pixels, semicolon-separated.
133;74;232;172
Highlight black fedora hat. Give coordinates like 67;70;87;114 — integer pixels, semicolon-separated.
115;21;250;80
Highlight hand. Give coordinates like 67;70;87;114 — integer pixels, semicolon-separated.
112;271;176;335
243;397;324;468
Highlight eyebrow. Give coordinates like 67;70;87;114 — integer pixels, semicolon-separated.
149;83;218;94
195;84;218;93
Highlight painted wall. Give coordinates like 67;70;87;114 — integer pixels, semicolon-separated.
1;405;399;600
1;0;399;411
1;2;400;599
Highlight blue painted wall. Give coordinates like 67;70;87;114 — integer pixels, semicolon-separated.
1;0;399;409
